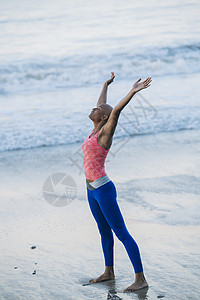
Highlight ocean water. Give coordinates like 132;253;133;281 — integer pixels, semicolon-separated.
0;0;200;152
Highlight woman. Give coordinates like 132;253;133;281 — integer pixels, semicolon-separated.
82;72;151;293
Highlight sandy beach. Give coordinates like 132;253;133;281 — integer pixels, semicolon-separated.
0;129;200;300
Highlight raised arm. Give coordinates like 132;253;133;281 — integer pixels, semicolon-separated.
101;77;152;143
114;77;152;113
97;72;115;107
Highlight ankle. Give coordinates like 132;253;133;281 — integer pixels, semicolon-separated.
135;272;146;282
105;266;114;274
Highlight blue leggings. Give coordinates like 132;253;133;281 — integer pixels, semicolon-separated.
87;180;143;273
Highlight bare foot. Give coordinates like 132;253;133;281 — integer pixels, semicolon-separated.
123;279;148;293
89;271;115;284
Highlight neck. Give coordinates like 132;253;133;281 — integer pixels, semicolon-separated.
92;121;106;133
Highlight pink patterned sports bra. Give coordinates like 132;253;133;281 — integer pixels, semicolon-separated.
82;130;110;181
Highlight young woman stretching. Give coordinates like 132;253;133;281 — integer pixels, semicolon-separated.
82;72;152;293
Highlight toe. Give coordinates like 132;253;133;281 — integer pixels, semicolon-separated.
89;279;93;284
123;287;135;293
89;279;97;284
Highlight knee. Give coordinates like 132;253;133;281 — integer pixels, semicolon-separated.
114;227;131;243
98;226;112;238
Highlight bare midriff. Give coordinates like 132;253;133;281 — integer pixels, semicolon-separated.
87;179;94;183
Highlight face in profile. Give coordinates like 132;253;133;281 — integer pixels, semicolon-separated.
89;104;113;122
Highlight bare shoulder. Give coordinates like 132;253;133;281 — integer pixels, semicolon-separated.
98;108;120;149
102;108;120;136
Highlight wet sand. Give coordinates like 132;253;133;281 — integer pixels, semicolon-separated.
0;129;200;299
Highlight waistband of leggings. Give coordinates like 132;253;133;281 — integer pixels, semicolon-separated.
86;175;111;190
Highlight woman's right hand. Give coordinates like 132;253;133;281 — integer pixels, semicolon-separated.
105;72;115;86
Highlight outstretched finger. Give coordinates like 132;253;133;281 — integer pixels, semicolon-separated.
143;77;150;82
146;79;152;85
143;80;151;87
144;77;152;84
143;83;151;89
111;72;115;78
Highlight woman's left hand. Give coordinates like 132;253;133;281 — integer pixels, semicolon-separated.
132;77;152;92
